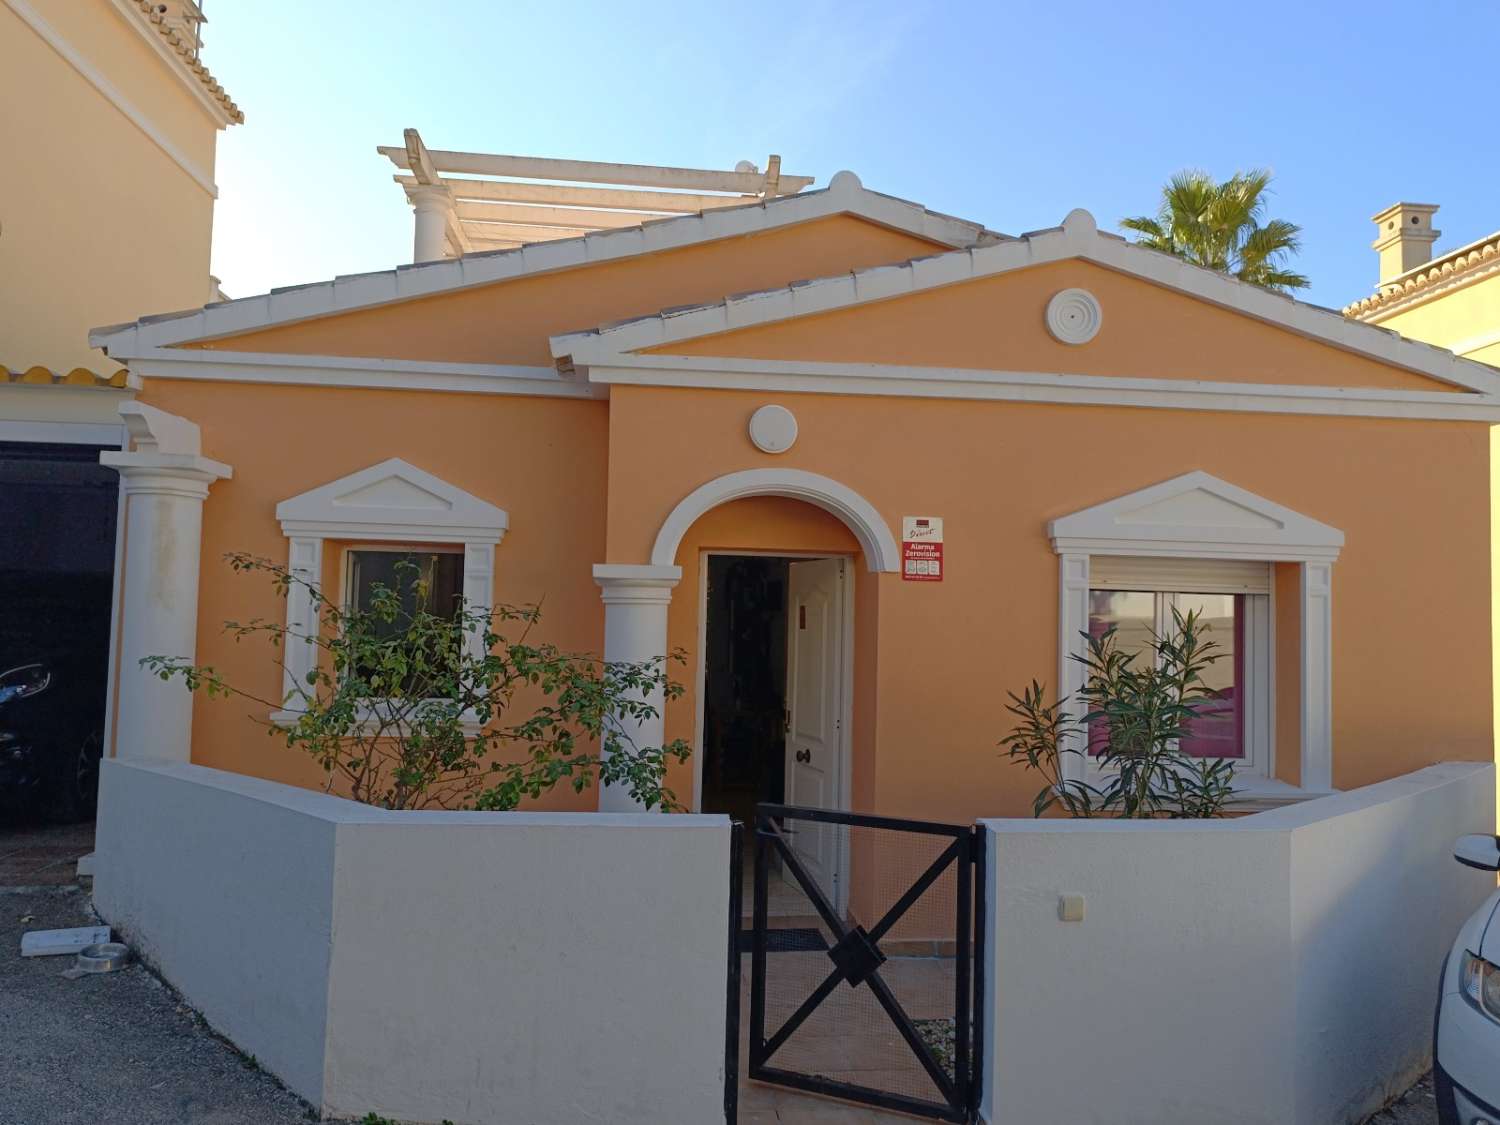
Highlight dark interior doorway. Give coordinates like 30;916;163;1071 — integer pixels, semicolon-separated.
0;442;118;822
699;554;808;825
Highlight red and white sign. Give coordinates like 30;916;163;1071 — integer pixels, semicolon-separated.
901;516;944;582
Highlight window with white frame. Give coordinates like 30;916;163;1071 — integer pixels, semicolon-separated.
344;547;465;691
271;459;507;723
1048;471;1344;800
1086;556;1271;777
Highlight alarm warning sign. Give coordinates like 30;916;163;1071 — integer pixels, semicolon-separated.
901;516;943;582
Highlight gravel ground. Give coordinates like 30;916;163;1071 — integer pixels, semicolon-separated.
1366;1072;1439;1125
0;884;313;1125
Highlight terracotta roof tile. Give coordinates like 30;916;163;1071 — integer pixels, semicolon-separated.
1345;231;1500;319
127;0;243;125
2;365;130;388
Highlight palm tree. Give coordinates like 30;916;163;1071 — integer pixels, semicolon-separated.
1120;169;1309;293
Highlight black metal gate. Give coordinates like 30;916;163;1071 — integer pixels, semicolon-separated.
745;803;984;1122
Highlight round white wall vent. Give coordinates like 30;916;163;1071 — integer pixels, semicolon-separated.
1045;288;1103;345
748;404;798;454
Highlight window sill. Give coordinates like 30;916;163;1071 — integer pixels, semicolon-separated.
269;707;485;736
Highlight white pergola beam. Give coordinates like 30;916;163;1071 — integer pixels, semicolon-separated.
762;154;783;199
462;221;594;244
445;209;472;255
399;176;755;214
454;201;662;230
380;146;814;195
403;127;440;185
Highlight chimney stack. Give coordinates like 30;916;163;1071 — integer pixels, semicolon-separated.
1371;202;1440;289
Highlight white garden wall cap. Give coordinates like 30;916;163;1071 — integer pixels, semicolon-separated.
104;758;729;829
550;209;1500;398
89;180;998;357
276;458;508;543
978;762;1492;836
1048;470;1345;562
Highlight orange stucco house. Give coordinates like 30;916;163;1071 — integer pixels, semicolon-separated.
90;169;1500;840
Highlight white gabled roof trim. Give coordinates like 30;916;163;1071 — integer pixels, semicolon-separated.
1049;471;1344;562
551;208;1500;397
90;171;999;357
125;346;600;400
277;458;508;544
578;354;1500;422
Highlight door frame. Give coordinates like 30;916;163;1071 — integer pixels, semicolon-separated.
691;548;855;820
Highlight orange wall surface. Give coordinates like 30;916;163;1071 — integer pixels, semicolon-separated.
190;216;946;366
140;238;1496;822
608;383;1493;824
653;259;1460;393
137;378;610;808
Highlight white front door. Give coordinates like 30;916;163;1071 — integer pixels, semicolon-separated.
784;557;846;894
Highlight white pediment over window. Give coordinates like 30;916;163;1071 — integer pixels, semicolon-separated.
276;458;508;544
1048;471;1342;561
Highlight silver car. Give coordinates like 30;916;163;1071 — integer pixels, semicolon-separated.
1436;834;1500;1124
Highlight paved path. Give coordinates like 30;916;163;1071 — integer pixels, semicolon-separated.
0;883;311;1125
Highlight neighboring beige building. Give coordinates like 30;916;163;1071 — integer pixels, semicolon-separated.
0;0;238;821
1;0;240;375
1345;202;1500;367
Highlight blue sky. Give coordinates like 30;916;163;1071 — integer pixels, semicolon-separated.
205;0;1499;310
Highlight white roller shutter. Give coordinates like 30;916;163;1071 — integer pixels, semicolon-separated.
1088;555;1271;595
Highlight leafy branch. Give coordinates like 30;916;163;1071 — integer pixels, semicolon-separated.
1000;607;1237;819
144;552;691;811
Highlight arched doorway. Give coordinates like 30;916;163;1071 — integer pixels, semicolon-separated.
647;470;898;893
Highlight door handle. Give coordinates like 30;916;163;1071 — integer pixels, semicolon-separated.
795;748;811;764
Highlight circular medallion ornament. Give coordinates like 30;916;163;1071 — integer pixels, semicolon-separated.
1045;288;1103;345
748;404;798;454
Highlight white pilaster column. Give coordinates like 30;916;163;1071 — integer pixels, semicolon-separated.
1300;561;1334;792
1057;552;1090;783
592;563;682;812
461;541;496;666
407;184;455;263
280;536;323;710
101;404;231;762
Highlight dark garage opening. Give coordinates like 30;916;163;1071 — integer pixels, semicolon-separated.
699;554;796;825
0;442;117;822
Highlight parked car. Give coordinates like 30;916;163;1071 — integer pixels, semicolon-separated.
0;655;105;822
1436;833;1500;1125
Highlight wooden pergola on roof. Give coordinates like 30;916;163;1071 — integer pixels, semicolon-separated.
379;128;815;262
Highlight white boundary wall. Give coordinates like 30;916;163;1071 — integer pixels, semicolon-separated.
980;762;1497;1125
93;759;731;1125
